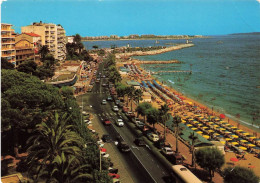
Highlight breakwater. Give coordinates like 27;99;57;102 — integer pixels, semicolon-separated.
116;43;194;58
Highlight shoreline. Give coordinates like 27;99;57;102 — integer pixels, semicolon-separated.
150;74;260;136
116;46;259;137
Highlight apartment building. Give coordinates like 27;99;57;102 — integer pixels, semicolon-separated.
1;23;16;65
15;33;41;65
57;25;66;61
21;21;66;61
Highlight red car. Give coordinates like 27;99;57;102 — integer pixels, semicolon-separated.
103;118;111;125
108;173;120;179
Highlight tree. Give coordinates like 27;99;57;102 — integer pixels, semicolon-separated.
17;60;38;75
133;89;143;105
1;58;14;70
26;112;85;181
126;86;135;111
188;132;199;167
1;70;64;157
223;166;259;183
172;115;182;153
136;102;152;123
146;107;160;130
195;147;225;181
38;45;50;61
159;104;170;142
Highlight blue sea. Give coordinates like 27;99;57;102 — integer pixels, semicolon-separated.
83;34;260;132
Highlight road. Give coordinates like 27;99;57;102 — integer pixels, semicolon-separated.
77;62;173;183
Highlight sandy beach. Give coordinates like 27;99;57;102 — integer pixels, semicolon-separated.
116;46;260;180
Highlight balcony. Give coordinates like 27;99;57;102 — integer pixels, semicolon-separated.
1;28;15;32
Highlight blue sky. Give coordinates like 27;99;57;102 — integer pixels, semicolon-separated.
1;0;260;36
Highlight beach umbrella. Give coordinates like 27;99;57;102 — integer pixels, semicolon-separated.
231;142;239;145
219;128;226;131
220;114;225;119
235;129;243;132
224;131;232;134
202;126;208;129
197;123;203;126
207;130;214;133
231;126;238;129
239;146;247;151
248;136;256;140
240;139;248;143
225;138;232;141
195;130;203;134
191;127;198;130
231;134;239;138
186;124;192;127
248;144;256;147
203;135;210;139
230;157;239;162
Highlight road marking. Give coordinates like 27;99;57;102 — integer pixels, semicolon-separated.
132;146;139;150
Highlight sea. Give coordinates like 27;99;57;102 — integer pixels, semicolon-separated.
83;33;260;132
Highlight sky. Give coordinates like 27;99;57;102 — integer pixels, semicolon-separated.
1;0;260;36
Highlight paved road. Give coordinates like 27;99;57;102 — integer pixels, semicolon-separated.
77;63;173;183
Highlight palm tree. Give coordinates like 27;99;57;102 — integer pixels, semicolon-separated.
126;86;135;111
38;45;50;61
172;115;182;153
26;112;85;181
159;104;170;142
49;152;93;183
133;89;143;105
136;102;152;123
188;132;199;167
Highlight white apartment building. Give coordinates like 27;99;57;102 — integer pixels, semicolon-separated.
21;21;66;61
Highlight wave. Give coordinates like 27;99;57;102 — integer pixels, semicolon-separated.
225;114;260;129
167;79;175;84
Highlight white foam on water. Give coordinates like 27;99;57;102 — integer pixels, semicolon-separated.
225;114;259;129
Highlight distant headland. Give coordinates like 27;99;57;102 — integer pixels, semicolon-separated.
82;34;209;41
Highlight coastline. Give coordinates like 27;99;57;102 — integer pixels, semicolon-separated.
116;45;259;137
150;74;260;137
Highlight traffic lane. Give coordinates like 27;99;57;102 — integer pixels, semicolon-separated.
110;116;171;183
97;116;155;183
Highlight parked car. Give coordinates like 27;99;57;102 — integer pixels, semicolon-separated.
102;134;113;143
126;111;135;118
133;118;141;124
115;99;120;105
107;96;113;101
172;153;183;165
134;138;146;146
116;119;124;127
136;121;145;129
113;106;119;112
108;168;118;174
162;147;174;155
118;142;131;152
108;173;120;179
102;99;107;105
103;118;111;125
122;106;129;113
147;133;159;142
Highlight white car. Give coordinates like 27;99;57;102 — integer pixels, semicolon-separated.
147;133;159;142
133;118;141;124
162;147;174;155
116;119;124;127
113;106;119;112
102;100;107;105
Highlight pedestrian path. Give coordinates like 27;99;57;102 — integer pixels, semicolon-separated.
95;112;119;118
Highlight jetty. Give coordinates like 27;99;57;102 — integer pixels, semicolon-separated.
133;60;181;65
153;70;192;74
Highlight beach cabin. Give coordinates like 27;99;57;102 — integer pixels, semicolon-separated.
142;92;152;102
126;80;141;89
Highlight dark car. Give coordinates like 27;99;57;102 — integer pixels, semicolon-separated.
108;168;118;174
134;138;146;146
118;142;131;152
172;153;183;165
103;118;111;125
102;135;113;143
